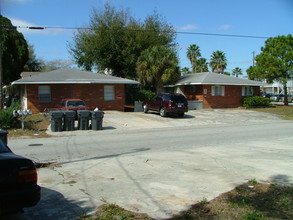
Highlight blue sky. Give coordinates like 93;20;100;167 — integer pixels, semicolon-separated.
1;0;292;76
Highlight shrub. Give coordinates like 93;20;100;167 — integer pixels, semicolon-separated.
0;102;21;129
243;96;271;108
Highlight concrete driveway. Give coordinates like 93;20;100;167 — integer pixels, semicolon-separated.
48;108;281;136
7;109;293;220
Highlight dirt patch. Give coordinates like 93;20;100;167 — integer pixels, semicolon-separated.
80;182;293;220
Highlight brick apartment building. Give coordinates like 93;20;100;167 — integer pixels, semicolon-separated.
11;68;138;113
170;72;264;109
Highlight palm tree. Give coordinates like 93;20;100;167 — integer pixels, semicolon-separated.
186;44;201;72
196;58;209;72
181;67;191;75
209;51;227;74
136;45;180;93
232;67;243;77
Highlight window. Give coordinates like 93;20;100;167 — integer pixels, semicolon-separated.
212;86;225;96
242;86;254;96
104;85;115;101
39;86;51;103
190;86;196;93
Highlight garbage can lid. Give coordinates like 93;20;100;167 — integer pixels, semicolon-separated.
63;110;76;116
77;110;91;116
50;111;64;117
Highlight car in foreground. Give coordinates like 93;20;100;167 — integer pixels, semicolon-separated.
0;135;41;214
142;93;188;117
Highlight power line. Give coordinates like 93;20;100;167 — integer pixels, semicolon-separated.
3;25;270;39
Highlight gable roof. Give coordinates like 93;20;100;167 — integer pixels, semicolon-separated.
175;72;265;86
12;68;139;85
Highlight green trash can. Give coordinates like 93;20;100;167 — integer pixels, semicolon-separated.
63;111;76;131
91;110;104;130
50;111;64;132
0;130;8;146
77;110;90;130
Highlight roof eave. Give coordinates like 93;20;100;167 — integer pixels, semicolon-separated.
12;81;139;85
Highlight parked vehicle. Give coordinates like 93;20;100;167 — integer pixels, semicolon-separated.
0;137;41;214
271;94;293;103
142;93;188;117
55;99;90;111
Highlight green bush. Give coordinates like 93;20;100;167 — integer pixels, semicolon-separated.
136;89;156;101
243;96;271;108
0;102;21;129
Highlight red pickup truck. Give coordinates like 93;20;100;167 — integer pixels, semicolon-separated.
55;99;90;111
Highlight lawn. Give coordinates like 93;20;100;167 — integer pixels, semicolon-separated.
251;105;293;120
7;113;51;138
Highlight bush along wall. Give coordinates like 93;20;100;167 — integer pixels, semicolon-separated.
0;102;21;129
243;96;271;108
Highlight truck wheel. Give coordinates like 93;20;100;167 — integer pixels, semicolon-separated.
160;107;166;117
143;104;149;113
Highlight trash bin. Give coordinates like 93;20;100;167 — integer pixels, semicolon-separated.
91;110;104;130
77;110;90;130
63;111;76;131
50;111;64;132
0;130;8;146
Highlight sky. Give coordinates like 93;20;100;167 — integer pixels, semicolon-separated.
1;0;293;76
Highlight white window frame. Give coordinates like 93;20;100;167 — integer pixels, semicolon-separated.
104;85;115;101
39;86;51;103
242;86;254;96
212;86;225;96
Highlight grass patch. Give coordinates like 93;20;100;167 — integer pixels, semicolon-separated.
7;113;51;138
250;105;293;120
79;182;293;220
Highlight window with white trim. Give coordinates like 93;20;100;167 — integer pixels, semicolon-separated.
211;86;225;96
39;86;51;103
242;86;254;96
104;85;115;101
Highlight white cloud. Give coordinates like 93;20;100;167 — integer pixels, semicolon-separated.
218;24;232;30
178;24;198;31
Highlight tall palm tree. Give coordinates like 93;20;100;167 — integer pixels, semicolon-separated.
209;51;227;74
136;45;180;93
196;58;209;72
232;67;243;77
186;44;201;72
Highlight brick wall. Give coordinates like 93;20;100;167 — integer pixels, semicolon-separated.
26;84;125;113
182;85;260;109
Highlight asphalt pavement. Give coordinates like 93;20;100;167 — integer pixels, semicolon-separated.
5;109;293;220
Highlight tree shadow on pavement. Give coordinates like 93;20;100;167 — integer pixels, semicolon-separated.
24;187;93;220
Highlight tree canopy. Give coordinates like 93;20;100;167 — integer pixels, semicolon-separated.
23;44;43;72
1;15;29;84
209;50;227;74
69;4;176;79
247;34;293;105
232;67;243;77
186;44;201;72
136;45;180;93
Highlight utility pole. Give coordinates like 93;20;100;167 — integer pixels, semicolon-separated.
252;51;255;67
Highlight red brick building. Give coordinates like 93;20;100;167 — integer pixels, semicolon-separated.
171;72;264;109
12;69;138;113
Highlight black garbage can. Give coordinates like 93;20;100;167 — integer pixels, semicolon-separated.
50;111;64;132
77;110;90;130
91;110;104;130
63;111;76;131
0;130;8;146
